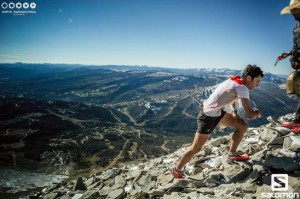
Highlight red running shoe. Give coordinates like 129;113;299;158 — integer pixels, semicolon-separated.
227;153;250;161
171;167;185;179
291;127;300;134
281;122;300;129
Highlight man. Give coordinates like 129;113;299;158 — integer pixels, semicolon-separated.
280;0;300;133
172;65;263;179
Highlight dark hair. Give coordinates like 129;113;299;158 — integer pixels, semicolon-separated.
242;64;264;80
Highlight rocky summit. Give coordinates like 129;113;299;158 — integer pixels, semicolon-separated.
31;114;300;199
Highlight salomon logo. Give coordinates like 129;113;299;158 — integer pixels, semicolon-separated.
271;174;288;191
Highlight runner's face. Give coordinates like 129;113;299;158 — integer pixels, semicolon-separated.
248;76;261;90
291;7;300;21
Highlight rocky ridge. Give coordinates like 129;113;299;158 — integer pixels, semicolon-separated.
32;114;300;199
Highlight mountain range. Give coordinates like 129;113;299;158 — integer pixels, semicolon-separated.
0;63;298;197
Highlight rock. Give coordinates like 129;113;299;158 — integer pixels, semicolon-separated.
288;136;300;151
275;127;291;136
57;195;71;199
289;176;300;192
245;169;260;183
259;128;280;142
243;195;256;199
140;182;156;193
127;192;146;199
162;192;189;199
150;157;163;165
99;186;110;197
294;152;300;162
186;192;202;199
87;181;103;190
81;190;100;199
159;182;175;191
98;168;121;181
106;189;124;199
189;171;205;180
192;187;214;194
137;175;152;186
239;143;261;155
84;176;95;187
266;116;280;126
198;147;212;156
132;182;142;193
73;177;87;191
278;113;295;124
214;183;256;197
125;167;142;181
250;148;268;162
148;166;167;180
210;137;228;147
43;192;60;199
162;158;176;164
267;137;284;148
255;184;271;199
208;171;223;181
188;180;206;188
105;177;115;186
205;157;223;168
278;148;296;158
264;154;300;172
72;194;83;199
244;164;266;182
148;189;165;197
112;175;126;189
173;178;190;188
283;137;293;151
213;183;240;196
223;163;252;183
156;174;173;185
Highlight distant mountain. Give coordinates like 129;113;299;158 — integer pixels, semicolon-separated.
196;67;241;75
0;63;287;80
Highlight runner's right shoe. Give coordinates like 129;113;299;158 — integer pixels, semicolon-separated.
227;153;250;161
281;122;300;129
171;167;185;179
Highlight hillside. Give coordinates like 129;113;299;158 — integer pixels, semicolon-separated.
29;114;300;199
0;96;191;174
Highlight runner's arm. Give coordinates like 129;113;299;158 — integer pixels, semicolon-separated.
240;98;262;120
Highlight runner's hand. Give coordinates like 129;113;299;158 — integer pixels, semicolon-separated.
256;109;262;118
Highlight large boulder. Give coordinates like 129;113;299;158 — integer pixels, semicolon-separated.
284;136;300;152
264;154;300;172
259;128;280;142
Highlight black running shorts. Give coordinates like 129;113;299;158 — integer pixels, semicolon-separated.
196;109;226;134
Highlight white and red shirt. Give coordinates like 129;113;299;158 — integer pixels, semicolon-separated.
203;76;249;117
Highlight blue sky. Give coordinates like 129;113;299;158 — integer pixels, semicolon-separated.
0;0;297;74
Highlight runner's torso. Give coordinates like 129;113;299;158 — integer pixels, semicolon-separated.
203;76;249;117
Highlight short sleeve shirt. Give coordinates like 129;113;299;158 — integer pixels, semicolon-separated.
203;76;249;117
